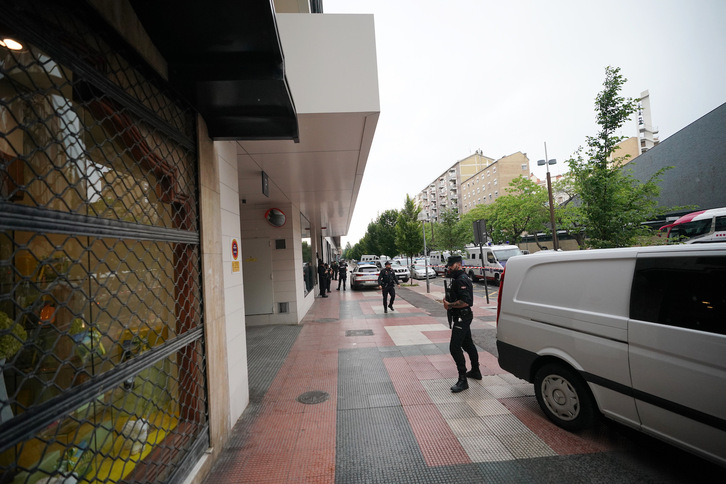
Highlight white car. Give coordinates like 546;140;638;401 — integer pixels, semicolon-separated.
349;264;380;290
410;262;436;279
386;262;409;282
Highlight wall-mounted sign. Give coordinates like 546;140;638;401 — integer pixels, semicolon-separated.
231;238;240;272
265;208;286;227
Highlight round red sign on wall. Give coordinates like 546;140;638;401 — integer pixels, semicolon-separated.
231;239;239;260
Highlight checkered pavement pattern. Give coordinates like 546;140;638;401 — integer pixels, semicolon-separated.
202;282;695;484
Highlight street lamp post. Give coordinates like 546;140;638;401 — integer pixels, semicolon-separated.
417;211;430;293
537;142;560;251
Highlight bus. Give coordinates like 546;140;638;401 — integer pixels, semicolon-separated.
659;207;726;243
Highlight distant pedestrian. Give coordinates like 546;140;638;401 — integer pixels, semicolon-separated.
318;260;328;297
332;260;339;280
324;263;333;294
377;260;399;313
442;255;480;393
337;261;348;291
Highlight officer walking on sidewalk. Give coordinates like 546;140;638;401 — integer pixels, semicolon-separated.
377;260;399;313
442;255;481;392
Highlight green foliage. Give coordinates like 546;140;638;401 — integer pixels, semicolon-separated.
342;241;353;260
0;310;27;360
302;240;312;263
461;177;548;245
349;242;364;261
430;208;469;252
395;195;423;259
363;209;399;257
567;66;671;248
460;203;494;243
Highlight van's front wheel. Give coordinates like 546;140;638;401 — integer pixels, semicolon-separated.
534;363;596;432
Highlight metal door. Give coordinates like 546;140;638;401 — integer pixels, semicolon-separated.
242;239;274;315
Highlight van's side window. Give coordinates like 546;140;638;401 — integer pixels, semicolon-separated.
715;216;726;232
630;256;726;335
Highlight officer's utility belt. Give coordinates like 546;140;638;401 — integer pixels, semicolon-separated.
452;307;472;318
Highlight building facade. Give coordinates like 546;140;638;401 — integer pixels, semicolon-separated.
459;152;530;214
0;1;379;483
415;151;494;221
628;102;726;215
637;90;659;154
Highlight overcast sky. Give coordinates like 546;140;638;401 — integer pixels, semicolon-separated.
324;0;726;247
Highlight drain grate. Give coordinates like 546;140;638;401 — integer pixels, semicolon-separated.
346;329;374;336
297;391;330;405
316;318;339;323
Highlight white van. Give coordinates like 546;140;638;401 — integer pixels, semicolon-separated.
496;243;726;466
429;251;452;275
462;244;522;284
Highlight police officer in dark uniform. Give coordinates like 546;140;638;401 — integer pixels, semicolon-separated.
377;260;400;313
443;255;481;392
317;260;328;298
336;260;348;291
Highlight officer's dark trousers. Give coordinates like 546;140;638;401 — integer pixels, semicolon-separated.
450;315;479;375
382;286;396;309
319;276;326;296
338;275;347;290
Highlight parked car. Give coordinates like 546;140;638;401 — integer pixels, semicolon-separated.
496;243;726;466
389;262;409;283
349;264;380;290
410;262;436;279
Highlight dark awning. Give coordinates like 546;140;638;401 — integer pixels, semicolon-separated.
130;0;298;141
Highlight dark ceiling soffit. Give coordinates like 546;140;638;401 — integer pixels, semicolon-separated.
130;0;299;142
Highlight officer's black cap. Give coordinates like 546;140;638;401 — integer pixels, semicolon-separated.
446;255;462;266
384;260;391;265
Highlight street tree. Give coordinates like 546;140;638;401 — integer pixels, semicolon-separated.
342;241;353;260
460;203;495;244
375;209;399;257
462;177;548;246
492;176;549;245
430;208;469;252
395;195;423;263
567;66;670;248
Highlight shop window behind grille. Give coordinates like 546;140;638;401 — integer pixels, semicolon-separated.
0;3;207;483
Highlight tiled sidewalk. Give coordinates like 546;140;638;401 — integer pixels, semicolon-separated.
202;283;699;484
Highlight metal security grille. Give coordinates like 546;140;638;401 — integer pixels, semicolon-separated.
0;2;207;483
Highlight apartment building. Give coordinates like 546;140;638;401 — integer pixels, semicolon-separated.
415;151;493;221
460;152;531;214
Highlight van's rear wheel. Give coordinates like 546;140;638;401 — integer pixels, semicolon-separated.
534;363;596;432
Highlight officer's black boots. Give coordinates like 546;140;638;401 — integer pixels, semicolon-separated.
450;375;468;393
389;305;394;311
466;367;483;380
